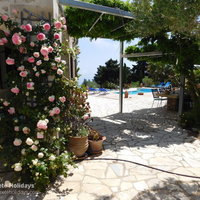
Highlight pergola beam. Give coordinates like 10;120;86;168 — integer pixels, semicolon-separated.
123;51;163;58
59;0;134;19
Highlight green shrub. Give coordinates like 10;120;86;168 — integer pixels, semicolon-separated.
102;82;118;89
142;76;154;87
131;81;140;88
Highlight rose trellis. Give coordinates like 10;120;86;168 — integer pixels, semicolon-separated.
0;14;88;191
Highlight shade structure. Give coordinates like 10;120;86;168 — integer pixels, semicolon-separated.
59;0;134;19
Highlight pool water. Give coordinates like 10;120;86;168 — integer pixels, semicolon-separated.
116;88;152;95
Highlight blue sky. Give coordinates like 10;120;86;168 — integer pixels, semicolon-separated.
77;38;136;84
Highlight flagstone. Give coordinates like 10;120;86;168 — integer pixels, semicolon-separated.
133;181;149;191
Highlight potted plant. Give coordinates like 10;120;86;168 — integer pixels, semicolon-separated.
68;125;89;158
88;128;106;155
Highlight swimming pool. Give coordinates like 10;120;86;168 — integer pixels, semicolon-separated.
116;88;152;95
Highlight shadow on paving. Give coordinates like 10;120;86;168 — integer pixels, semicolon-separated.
88;106;194;151
91;178;200;200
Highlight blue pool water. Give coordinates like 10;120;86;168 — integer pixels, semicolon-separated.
116;88;152;95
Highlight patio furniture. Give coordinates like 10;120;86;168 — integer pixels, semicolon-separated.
151;89;167;107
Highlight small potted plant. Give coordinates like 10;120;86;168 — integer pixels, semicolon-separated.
68;125;89;158
88;128;106;155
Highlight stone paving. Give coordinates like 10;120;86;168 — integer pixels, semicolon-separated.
1;92;200;200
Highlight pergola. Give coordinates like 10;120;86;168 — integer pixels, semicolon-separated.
59;0;185;115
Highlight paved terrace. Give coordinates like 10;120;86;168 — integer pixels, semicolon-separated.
1;92;200;199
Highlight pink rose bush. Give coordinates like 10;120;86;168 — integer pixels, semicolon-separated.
37;119;48;130
0;15;89;191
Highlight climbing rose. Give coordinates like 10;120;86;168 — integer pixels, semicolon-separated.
1;15;8;21
21;35;26;43
13;163;22;172
59;96;66;103
14;126;20;132
22;127;30;134
33;52;40;58
35;72;40;77
17;66;25;71
60;17;66;24
57;69;63;75
0;39;4;45
1;38;8;44
13;138;22;146
36;60;42;66
19;47;27;54
12;33;22;45
49;155;56;161
54;33;60;40
36;33;46;41
11;87;20;94
26;82;34;90
6;57;15;65
3;101;10;106
55;57;61;63
26;138;33;146
37;119;48;130
31;145;38;151
54;21;62;29
43;23;51;31
25;24;32;32
8;107;15;115
48;46;53;53
49;107;60;116
19;71;28;77
30;42;35;47
48;95;55;102
38;152;44;158
40;46;49;56
27;57;35;63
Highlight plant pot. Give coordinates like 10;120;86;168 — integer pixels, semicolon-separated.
68;136;89;157
88;136;106;155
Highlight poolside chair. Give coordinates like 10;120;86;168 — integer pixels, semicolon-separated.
161;82;172;90
154;82;165;88
151;89;167;108
89;87;98;93
98;88;109;94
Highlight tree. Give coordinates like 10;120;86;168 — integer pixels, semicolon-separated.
94;59;120;86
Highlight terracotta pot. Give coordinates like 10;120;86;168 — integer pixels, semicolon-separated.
124;91;129;98
68;136;88;157
138;92;144;95
88;136;106;154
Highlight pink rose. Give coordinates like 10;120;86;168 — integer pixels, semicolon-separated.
48;46;53;53
26;82;34;90
12;33;22;45
83;114;90;121
21;25;26;30
22;127;30;134
12;9;18;15
54;107;60;115
54;21;62;29
19;47;27;54
36;33;46;41
54;33;60;40
57;69;63;75
35;72;40;77
41;69;46;74
21;35;26;43
27;57;35;63
30;42;35;47
1;38;8;44
14;126;20;132
6;57;15;65
25;24;32;32
8;107;15;115
44;56;49;61
13;138;22;146
31;145;38;151
53;42;58;47
37;119;48;130
43;23;51;31
36;60;42;66
11;87;20;94
55;57;61;63
37;132;44;139
59;96;66;103
40;46;49;56
17;65;25;71
63;25;67;31
33;52;40;58
19;71;28;78
2;15;8;21
3;101;10;106
0;39;4;46
48;95;55;102
4;31;10;37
